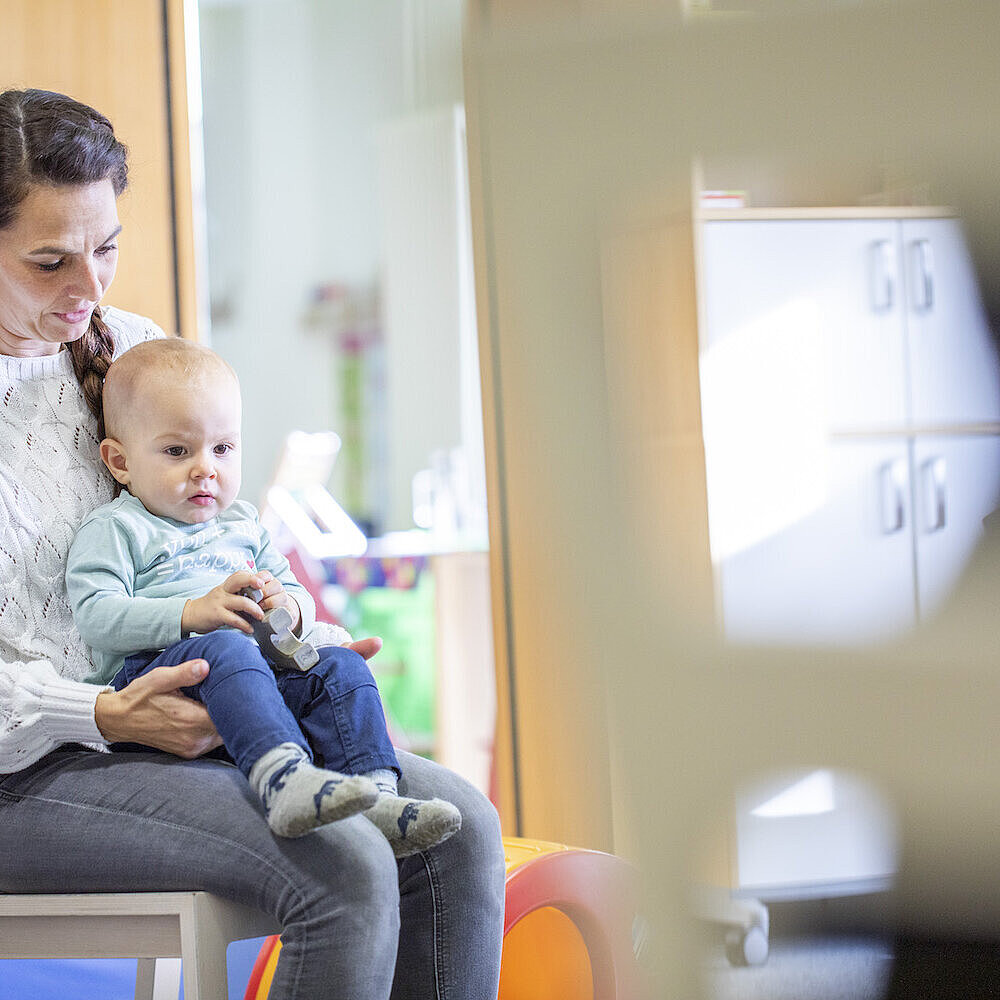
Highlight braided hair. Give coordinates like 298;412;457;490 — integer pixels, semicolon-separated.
67;314;117;439
0;88;129;430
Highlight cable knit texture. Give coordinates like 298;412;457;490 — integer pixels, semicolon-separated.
0;307;161;770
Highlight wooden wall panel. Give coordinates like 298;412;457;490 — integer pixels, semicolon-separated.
600;218;715;630
1;0;198;338
465;1;618;851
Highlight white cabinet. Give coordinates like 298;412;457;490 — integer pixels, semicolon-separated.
714;433;1000;648
702;216;1000;434
735;768;899;898
699;210;1000;899
700;213;1000;647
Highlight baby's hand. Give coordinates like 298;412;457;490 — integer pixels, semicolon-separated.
250;570;302;634
182;570;265;636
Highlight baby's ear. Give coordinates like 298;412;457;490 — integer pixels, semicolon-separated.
100;438;130;485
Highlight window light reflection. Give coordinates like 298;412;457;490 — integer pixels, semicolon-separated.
700;298;830;561
750;769;836;818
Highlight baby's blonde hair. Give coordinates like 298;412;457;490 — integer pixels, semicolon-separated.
102;338;238;442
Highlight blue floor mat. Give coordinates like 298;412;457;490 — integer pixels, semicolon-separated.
0;936;266;1000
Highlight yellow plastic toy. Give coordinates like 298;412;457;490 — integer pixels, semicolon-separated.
244;837;645;1000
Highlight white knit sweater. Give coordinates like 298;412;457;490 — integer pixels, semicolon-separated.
0;308;354;773
0;306;162;771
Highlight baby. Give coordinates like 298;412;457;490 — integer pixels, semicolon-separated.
66;338;460;853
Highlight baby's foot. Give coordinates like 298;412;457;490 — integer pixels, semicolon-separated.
250;743;378;838
364;795;462;858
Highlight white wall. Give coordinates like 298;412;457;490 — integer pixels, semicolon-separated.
198;0;464;518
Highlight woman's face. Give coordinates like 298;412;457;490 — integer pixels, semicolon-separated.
0;180;120;357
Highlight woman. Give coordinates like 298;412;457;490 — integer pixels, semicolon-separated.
0;88;505;999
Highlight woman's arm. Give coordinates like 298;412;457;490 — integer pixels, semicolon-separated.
0;657;112;771
93;659;223;758
0;656;223;770
0;637;381;771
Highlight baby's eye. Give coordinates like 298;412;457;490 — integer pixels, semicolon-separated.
214;443;234;456
164;446;186;457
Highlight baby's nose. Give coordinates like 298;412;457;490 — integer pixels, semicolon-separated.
191;457;216;479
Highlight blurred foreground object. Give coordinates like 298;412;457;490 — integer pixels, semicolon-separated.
465;1;1000;995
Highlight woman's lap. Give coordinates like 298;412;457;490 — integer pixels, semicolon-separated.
0;747;400;997
0;745;505;1000
0;746;391;901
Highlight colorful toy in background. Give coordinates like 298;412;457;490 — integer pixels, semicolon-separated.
339;562;436;756
244;837;649;1000
327;553;427;593
322;551;436;757
499;839;649;1000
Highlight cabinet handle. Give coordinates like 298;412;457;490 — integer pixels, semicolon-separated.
911;238;935;311
870;239;896;312
921;456;947;532
879;459;907;534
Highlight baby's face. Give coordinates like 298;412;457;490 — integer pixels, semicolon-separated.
116;369;242;524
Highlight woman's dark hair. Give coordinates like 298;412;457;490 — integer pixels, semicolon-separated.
0;88;130;431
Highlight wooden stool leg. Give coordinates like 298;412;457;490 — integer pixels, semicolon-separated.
135;958;156;1000
180;896;232;1000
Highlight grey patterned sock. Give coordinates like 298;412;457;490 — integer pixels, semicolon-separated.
361;769;462;858
249;743;378;838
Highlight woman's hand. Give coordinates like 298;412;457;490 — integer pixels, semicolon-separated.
181;570;265;636
347;636;383;660
94;659;223;758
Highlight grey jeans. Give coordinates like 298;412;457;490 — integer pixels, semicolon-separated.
0;746;506;999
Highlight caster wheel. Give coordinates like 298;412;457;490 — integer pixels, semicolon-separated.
725;925;768;967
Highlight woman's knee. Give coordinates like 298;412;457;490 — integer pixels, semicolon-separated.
399;753;504;871
340;828;400;906
285;820;400;923
452;783;504;874
447;775;500;842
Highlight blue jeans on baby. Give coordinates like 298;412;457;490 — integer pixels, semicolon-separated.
113;630;401;779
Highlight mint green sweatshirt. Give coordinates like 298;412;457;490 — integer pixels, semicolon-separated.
65;492;316;684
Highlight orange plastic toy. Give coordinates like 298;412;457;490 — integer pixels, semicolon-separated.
244;837;645;1000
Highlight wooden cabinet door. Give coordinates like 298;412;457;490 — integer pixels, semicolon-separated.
1;0;199;338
